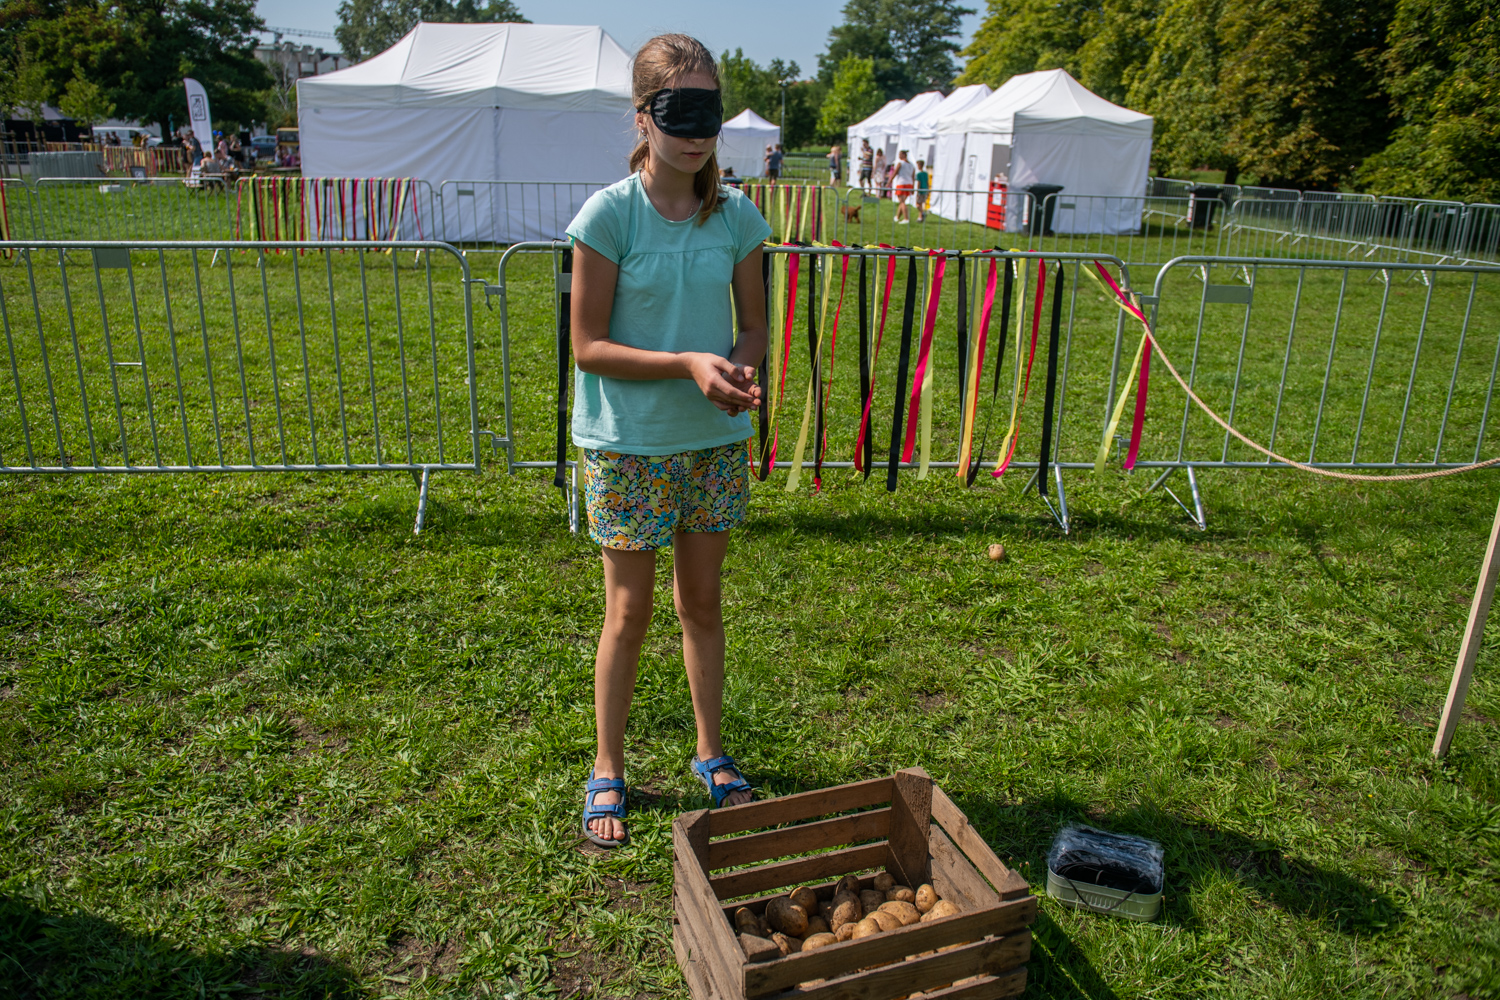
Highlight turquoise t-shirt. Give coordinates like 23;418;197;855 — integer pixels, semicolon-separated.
565;174;772;455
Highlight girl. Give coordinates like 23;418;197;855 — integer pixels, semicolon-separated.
567;34;771;849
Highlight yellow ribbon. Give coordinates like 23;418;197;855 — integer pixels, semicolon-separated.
787;250;839;491
1078;262;1153;473
994;258;1029;474
917;252;936;479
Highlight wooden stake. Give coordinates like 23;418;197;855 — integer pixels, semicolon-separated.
1434;492;1500;757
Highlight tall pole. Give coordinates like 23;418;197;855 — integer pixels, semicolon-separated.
1434;492;1500;757
780;83;786;135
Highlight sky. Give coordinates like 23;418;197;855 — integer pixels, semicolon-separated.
252;0;987;80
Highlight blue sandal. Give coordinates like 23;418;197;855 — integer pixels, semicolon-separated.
691;754;754;809
582;770;629;849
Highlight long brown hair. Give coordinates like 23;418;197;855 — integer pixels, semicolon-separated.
630;33;724;226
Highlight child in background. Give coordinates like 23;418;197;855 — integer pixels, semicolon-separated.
892;149;916;224
915;159;931;222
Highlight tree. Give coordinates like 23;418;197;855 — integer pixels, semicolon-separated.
1126;0;1238;178
336;0;528;63
818;0;975;100
819;55;885;142
720;50;821;150
1355;0;1500;201
58;67;114;126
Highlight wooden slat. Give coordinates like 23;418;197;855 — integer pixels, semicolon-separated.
742;895;1037;996
761;930;1031;1000
930;787;1031;900
710;841;890;900
679;808;712;866
708;808;891;871
929;827;998;910
911;967;1027;1000
887;767;933;889
674;917;729;1000
675;816;748;1000
707;777;894;837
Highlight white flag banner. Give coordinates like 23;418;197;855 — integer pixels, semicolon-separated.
183;78;213;143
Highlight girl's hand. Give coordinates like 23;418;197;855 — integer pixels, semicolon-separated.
687;354;761;415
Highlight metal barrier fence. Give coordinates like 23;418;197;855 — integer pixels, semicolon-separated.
1039;194;1227;264
0;240;480;532
23;178;238;241
437;179;610;251
1136;255;1500;526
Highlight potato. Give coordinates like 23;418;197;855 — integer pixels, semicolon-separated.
802;932;839;952
733;907;763;936
790;886;820;914
860;889;886;913
919;899;961;923
767;898;810;937
851;916;883;939
834;921;857;941
739;933;781;962
868;909;902;932
836;874;863;897
818;899;834;922
914;884;939;913
879;900;921;926
830;897;862;931
805;915;831;936
873;872;896;892
886;885;915;904
770;931;802;956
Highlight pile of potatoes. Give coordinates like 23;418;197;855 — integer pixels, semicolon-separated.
734;871;961;961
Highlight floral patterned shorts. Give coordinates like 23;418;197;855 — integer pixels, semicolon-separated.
583;441;751;551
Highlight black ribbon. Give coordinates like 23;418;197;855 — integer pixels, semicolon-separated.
886;255;919;493
757;251;772;481
554;247;574;489
956;254;969;423
807;251;823;480
858;254;872;479
1038;262;1065;497
968;256;1014;487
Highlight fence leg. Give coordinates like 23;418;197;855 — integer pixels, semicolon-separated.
1149;467;1208;531
568;457;581;535
1433;492;1500;757
413;467;431;535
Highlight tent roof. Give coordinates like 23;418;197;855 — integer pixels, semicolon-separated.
297;22;633;112
882;91;946;131
936;69;1151;137
919;84;993;130
723;109;779;131
849;98;908;136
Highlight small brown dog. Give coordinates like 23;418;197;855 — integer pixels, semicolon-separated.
841;204;862;223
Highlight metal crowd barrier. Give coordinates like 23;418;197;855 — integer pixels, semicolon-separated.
1135;255;1500;526
1038;193;1227;266
0;240;481;532
437;179;610;252
29;177;238;241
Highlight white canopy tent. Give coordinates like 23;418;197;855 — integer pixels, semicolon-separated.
297;22;635;243
844;99;906;183
931;69;1153;233
718;109;779;179
875;91;943;163
899;84;991;177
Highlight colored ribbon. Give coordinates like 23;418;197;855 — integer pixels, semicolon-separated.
1083;261;1152;473
886;256;920;492
902;249;947;474
1036;263;1065;496
786;248;827;492
816;247;851;490
956;256;1000;479
853;248;898;476
967;258;1013;486
993;258;1047;477
554;248;574;488
758;248;799;479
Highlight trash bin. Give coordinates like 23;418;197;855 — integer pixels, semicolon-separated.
1026;183;1065;236
1188;185;1229;229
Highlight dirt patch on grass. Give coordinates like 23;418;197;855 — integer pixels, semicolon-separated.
916;691;950;713
551;936;635;999
383;935;459;983
291;717;347;755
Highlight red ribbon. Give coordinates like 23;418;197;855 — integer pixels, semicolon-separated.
853;246;898;472
993;258;1048;477
758;248;800;478
901;250;947;464
1092;261;1150;470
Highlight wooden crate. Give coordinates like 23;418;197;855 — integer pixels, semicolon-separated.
672;767;1035;1000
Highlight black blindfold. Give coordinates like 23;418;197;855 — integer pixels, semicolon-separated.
648;87;723;139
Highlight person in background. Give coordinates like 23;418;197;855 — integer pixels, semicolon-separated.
872;147;886;198
858;139;873;194
720;165;743;188
915;159;931;222
892;150;915;223
827;144;841;185
228;133;243;166
766;143;784;184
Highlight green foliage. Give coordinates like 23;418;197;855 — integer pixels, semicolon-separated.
334;0;528;63
818;0;975;99
819;55;886;141
1126;0;1238;178
1355;0;1500;201
0;0;271;134
718;50;821;151
57;67;113;126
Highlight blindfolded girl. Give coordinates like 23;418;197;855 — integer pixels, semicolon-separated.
567;33;771;848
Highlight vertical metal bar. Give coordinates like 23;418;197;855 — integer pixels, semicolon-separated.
122;254;163;466
223;250;257;464
1392;267;1438;463
1349;267;1394;462
51;249;100;465
93;250;132;465
158;250;194;467
255;248;290;465
0;270;34;466
324;248;352;465
1220;264;1258;462
19;251;65;464
1309;269;1350;463
1174;270;1212;463
1266;265;1305;458
1053;258;1080;461
497;248;519;470
390;250;414;464
425;250;444;464
190;249;226;466
460;248;480;472
357;248;384;463
291;251;319;466
1434;272;1479;462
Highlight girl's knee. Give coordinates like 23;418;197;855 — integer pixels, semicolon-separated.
606;600;654;643
674;589;722;631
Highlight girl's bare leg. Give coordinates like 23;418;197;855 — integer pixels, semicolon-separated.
590;546;657;842
673;529;752;806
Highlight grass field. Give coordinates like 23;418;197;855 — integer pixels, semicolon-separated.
2;245;1500;999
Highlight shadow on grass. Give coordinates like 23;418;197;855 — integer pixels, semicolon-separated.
0;893;362;1000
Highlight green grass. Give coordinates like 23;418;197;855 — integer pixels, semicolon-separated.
2;247;1500;1000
